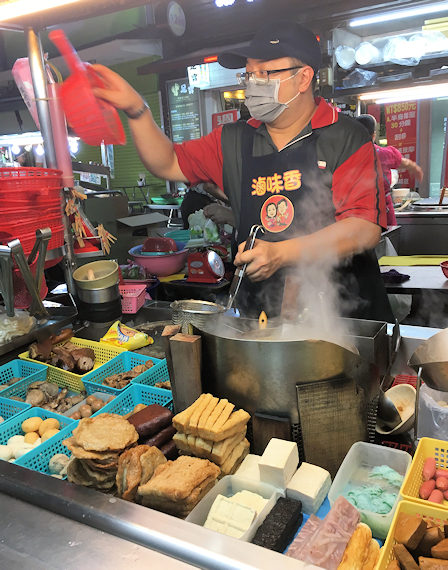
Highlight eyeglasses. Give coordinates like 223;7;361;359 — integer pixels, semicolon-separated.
236;65;304;85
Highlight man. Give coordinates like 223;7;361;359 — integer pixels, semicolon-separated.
92;20;393;321
356;114;423;227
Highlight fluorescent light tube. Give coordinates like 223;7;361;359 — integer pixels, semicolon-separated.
0;0;80;22
350;2;448;27
359;83;448;103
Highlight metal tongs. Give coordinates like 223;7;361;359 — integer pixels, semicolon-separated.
8;228;52;319
226;224;264;311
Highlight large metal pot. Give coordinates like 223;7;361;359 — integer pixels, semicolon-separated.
408;328;448;390
196;315;360;424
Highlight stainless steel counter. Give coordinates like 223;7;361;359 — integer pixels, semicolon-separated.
394;208;448;255
0;462;317;570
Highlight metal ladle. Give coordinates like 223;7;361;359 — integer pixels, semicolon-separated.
226;224;264;311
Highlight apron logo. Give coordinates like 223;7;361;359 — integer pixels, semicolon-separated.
260;195;294;233
317;160;326;169
251;169;302;196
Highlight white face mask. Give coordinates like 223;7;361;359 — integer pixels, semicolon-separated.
244;70;300;123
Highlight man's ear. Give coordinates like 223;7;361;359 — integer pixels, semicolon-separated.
299;66;315;93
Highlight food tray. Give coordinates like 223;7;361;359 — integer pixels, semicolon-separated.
19;337;126;392
82;351;166;395
328;441;412;539
0;407;75;462
119;284;147;314
401;437;448;510
63;390;115;418
0;359;47;391
377;499;448;569
15;423;75;475
186;475;282;542
99;383;173;415
0;396;30;424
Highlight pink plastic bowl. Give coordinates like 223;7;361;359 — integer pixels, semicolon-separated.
129;245;187;277
441;261;448;279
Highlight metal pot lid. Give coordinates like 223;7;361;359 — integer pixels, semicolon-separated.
408;328;448;390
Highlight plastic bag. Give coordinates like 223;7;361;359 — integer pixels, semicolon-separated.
342;68;377;89
204;218;219;243
188;209;207;239
100;321;153;350
120;262;146;280
417;384;448;440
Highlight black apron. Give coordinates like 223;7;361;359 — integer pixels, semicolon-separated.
235;125;394;322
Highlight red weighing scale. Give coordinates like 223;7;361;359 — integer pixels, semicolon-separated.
187;248;225;283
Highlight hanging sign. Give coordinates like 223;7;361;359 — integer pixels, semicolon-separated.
384;101;418;187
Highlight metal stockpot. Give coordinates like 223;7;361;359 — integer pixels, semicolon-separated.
196;316;361;425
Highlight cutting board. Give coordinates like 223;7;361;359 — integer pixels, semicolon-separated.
379;256;448;266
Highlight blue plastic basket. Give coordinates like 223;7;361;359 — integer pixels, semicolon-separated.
15;423;75;475
130;359;170;390
0;359;47;393
100;384;173;415
0;407;75;462
0;396;30;424
82;352;166;395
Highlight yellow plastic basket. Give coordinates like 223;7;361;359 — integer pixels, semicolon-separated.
401;437;448;510
19;337;126;392
377;499;448;569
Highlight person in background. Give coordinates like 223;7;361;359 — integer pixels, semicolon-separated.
356;114;424;227
91;20;393;321
180;182;235;229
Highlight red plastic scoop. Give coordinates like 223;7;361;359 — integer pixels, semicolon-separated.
49;29;125;146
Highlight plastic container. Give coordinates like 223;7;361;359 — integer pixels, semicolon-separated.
186;475;282;542
328;441;412;539
119;284;147;314
401;437;448;510
82;351;165;395
0;359;47;391
0;396;30;424
19;337;126;392
0;167;62;191
15;423;75;475
63;390;115;418
48;30;125;146
0;407;75;462
98;383;173;415
377;499;448;569
129;245;188;277
165;229;191;251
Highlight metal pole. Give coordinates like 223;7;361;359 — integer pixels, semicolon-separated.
27;28;57;167
27;27;77;294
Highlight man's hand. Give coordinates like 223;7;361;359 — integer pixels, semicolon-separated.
203;204;235;226
401;157;423;183
91;64;144;117
235;239;282;281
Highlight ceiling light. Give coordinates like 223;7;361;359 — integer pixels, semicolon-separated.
0;0;80;22
359;82;448;103
35;144;45;156
349;2;448;27
215;0;236;6
11;144;21;155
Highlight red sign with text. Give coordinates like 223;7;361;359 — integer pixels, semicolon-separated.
212;109;239;130
384;101;418;187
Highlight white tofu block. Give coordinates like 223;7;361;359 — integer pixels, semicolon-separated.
234;454;261;482
258;438;299;488
286;462;331;515
230;490;268;515
204;494;256;538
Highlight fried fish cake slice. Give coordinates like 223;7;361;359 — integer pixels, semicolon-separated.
73;414;138;452
139;446;167;486
116;445;151;502
63;437;120;460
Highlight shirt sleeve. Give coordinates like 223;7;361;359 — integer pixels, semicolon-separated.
173;127;224;191
376;145;403;170
332;141;387;230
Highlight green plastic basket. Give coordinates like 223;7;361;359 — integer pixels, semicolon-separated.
100;383;173;415
0;359;47;392
0;396;30;424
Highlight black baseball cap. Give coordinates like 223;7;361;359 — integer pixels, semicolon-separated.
218;21;321;73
